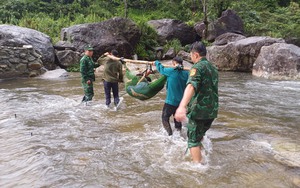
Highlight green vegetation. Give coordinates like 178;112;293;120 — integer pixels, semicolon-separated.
66;63;80;72
230;0;300;38
1;0;300;59
164;39;183;54
134;21;159;60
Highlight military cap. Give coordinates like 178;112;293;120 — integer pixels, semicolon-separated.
84;45;94;51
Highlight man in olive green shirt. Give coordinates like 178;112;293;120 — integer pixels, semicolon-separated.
97;50;123;108
80;45;100;102
175;41;219;163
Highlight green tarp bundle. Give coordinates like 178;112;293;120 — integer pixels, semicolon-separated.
125;66;166;100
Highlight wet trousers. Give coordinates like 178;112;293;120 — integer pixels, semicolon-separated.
103;80;119;106
82;80;94;102
187;118;214;148
162;103;182;136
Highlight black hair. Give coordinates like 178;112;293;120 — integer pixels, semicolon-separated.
190;41;207;56
111;49;119;57
173;56;183;65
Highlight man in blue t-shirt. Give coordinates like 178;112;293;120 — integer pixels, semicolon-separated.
153;57;189;135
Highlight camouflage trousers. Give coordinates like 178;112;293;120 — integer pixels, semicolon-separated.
82;80;94;102
187;118;214;148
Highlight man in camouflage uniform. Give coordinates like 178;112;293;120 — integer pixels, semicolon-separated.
175;41;219;163
80;45;100;102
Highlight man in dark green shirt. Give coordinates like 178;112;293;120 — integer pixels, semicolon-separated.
97;50;123;108
175;41;219;163
80;45;99;102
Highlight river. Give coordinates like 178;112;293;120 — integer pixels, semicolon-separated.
0;70;299;188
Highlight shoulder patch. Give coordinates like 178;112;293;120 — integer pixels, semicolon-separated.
190;68;197;77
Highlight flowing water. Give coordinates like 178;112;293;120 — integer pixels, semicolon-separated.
0;70;299;188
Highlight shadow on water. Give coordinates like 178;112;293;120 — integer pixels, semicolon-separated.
0;71;299;187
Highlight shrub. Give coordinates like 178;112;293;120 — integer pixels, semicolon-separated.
66;63;80;72
163;39;183;54
133;21;159;60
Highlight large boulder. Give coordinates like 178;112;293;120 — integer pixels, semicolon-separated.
147;19;197;45
195;9;244;42
0;24;55;70
163;48;176;59
213;32;246;46
59;17;141;60
177;50;191;62
252;43;300;80
285;37;300;47
54;41;76;51
55;50;81;68
0;45;45;78
207;36;285;72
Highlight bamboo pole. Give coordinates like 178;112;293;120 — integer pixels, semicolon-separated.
137;74;146;85
123;59;152;64
163;65;190;71
104;54;190;70
105;54;152;64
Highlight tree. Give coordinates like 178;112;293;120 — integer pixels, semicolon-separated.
200;0;208;39
124;0;128;18
213;0;232;17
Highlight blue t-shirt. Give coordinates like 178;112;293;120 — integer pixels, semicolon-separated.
155;60;189;106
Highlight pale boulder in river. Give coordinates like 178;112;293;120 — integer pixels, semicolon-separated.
252;43;300;80
207;36;285;72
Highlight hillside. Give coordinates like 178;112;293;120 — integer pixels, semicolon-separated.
0;0;300;50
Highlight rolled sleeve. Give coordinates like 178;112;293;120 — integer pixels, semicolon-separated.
187;68;201;93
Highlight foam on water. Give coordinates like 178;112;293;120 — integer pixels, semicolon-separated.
141;125;213;170
39;69;68;79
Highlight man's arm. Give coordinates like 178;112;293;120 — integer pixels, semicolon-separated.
97;54;110;66
154;60;171;76
80;58;88;81
175;84;195;122
94;60;100;68
118;63;124;82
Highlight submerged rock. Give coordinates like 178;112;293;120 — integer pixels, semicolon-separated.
272;141;300;168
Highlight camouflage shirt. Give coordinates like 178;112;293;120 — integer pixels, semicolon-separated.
187;57;219;120
80;55;99;81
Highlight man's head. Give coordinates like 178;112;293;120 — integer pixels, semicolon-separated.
111;49;119;57
84;45;94;57
190;41;206;63
172;56;183;66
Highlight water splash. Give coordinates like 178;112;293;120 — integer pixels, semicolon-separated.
39;69;68;79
